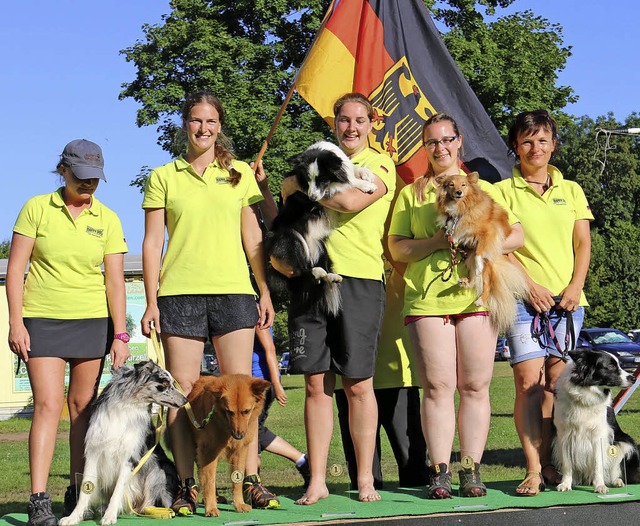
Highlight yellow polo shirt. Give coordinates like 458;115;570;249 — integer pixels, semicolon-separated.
14;189;128;319
495;165;593;305
142;156;263;297
326;148;396;280
389;170;518;316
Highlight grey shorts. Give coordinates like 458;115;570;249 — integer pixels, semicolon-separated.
158;294;259;338
288;277;385;379
24;318;112;359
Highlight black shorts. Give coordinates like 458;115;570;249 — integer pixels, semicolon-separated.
24;318;112;359
158;294;259;338
288;277;385;379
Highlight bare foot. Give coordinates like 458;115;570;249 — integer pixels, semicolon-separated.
295;484;329;505
358;483;381;502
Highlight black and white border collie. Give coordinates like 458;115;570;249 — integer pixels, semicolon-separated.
265;141;377;315
60;361;187;525
552;349;640;493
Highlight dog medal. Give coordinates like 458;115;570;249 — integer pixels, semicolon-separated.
461;455;475;469
608;445;619;458
329;464;343;477
82;481;95;494
231;470;244;484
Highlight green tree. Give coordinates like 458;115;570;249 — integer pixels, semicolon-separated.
555;114;640;331
0;239;10;259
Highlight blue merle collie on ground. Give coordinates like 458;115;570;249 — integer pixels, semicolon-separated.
59;361;187;526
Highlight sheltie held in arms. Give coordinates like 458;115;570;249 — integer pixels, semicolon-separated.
59;361;187;526
435;171;529;332
553;349;640;493
265;140;377;315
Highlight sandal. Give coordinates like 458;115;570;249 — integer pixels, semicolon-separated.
541;464;562;486
427;463;453;499
458;462;487;497
516;471;545;496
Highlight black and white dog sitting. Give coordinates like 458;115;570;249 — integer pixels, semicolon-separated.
59;361;187;526
553;350;640;493
266;141;377;315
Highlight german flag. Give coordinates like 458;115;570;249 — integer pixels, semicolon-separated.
296;0;512;184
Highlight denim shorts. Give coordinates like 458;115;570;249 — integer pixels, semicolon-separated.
507;301;585;365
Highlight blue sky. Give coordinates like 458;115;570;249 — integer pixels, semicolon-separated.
1;0;637;253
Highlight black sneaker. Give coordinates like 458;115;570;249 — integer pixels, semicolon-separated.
171;478;199;516
296;454;311;489
28;493;58;526
242;474;280;509
62;485;94;520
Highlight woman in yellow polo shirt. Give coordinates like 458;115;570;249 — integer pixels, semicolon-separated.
6;139;129;526
141;91;276;513
495;110;592;496
279;93;396;505
388;113;523;499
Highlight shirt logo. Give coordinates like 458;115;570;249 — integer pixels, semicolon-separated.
216;177;231;184
85;226;104;238
552;198;567;206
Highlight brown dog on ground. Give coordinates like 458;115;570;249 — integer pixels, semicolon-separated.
436;171;529;333
187;374;271;517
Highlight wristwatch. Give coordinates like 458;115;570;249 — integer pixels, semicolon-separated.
114;332;131;343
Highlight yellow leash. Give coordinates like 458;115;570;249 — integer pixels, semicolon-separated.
123;328;175;519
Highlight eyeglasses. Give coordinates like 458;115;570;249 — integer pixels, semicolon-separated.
516;109;549;119
423;135;459;149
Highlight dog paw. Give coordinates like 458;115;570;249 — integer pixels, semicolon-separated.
59;517;78;526
311;267;328;281
457;278;471;287
100;514;118;526
325;273;343;283
594;484;609;494
234;502;252;513
611;478;625;488
474;298;485;307
354;167;376;183
204;506;220;517
556;483;572;492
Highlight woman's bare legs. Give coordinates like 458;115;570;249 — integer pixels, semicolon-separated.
455;315;496;463
27;358;66;493
343;376;380;502
296;371;334;505
67;357;104;484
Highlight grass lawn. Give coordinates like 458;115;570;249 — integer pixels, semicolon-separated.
1;361;639;517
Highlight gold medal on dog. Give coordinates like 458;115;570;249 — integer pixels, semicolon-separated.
608;445;619;458
82;481;95;494
329;464;343;477
230;470;244;484
461;456;475;469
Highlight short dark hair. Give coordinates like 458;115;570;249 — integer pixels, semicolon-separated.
508;110;559;156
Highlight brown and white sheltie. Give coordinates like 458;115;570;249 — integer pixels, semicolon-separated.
435;171;528;332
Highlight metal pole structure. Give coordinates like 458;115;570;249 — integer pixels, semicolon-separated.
613;363;640;414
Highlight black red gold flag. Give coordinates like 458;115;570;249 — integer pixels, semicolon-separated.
296;0;512;184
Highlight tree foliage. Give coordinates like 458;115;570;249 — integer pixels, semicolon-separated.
121;0;640;332
555;113;640;331
0;239;10;259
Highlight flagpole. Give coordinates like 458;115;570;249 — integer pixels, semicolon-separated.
254;0;337;166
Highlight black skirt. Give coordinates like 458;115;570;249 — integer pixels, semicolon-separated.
23;318;113;359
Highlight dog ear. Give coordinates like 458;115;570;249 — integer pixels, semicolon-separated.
466;171;479;184
434;174;447;187
250;378;272;400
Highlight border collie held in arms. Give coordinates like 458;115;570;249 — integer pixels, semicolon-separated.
59;361;187;526
552;350;640;493
265;141;377;315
